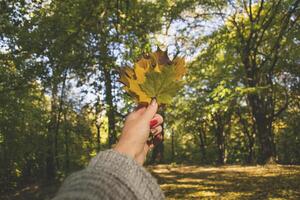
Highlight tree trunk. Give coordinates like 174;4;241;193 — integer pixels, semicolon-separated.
198;128;207;164
213;114;226;165
1;130;15;191
54;72;67;171
255;112;274;163
171;129;175;161
46;82;58;181
213;110;232;165
245;125;255;164
248;94;275;164
46;131;55;181
63;110;70;174
103;66;117;147
241;35;276;164
216;128;225;165
151;141;164;164
96;124;101;151
237;109;255;164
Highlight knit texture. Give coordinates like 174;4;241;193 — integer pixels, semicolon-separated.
52;150;165;200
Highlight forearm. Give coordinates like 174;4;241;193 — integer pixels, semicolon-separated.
53;150;164;200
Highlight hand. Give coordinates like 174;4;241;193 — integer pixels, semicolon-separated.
114;99;163;165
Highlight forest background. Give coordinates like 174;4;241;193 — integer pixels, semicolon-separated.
1;0;300;199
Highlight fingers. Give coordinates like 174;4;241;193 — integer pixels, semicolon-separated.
142;99;158;122
149;133;163;146
153;133;163;145
150;114;163;128
150;125;162;136
149;124;163;146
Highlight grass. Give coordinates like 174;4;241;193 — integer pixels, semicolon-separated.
2;164;300;200
148;164;300;200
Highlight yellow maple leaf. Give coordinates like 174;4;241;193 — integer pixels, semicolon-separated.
134;58;151;84
173;57;186;80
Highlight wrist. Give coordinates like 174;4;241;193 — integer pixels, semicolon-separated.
113;143;136;160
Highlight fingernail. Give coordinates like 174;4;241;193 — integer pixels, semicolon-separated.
150;119;158;127
150;97;157;106
150;129;157;134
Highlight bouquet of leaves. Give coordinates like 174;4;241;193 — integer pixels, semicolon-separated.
119;48;186;105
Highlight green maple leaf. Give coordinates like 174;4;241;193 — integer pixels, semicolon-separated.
140;66;183;105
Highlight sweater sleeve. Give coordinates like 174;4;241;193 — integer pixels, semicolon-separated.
52;150;165;200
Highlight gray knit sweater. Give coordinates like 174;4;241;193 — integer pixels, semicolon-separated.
53;150;165;200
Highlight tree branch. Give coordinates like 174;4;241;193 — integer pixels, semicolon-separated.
273;86;289;118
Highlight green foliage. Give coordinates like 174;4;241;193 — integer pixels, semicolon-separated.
163;0;300;165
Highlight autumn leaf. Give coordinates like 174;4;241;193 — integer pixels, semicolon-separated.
119;48;186;105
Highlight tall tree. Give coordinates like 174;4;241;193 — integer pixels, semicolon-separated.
228;0;300;163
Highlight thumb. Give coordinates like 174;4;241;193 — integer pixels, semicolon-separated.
142;98;158;122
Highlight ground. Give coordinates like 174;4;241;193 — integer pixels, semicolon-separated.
2;165;300;200
148;164;300;200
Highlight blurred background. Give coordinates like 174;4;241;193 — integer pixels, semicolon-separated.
1;0;299;199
